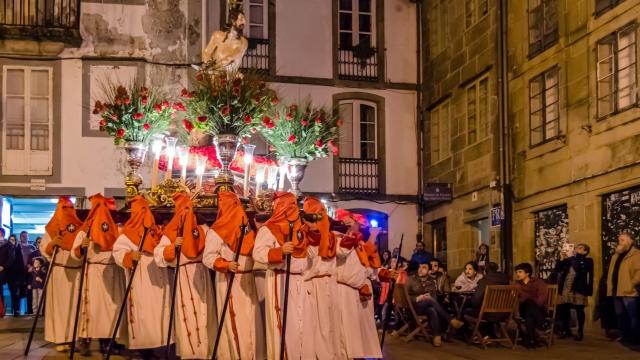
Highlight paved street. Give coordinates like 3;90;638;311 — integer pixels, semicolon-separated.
0;316;637;359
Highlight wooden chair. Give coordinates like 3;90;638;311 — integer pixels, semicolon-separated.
513;284;560;348
389;283;412;338
401;283;432;343
463;285;519;349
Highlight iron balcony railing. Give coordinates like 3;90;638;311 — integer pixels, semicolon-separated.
0;0;82;46
241;38;270;73
338;46;379;81
337;157;380;194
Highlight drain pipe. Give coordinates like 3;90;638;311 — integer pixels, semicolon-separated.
497;0;513;272
415;0;424;244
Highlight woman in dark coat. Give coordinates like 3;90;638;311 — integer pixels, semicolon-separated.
5;234;26;316
554;243;594;340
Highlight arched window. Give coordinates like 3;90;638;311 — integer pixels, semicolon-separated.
338;100;378;159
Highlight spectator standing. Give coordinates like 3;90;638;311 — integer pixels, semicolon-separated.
555;243;594;341
19;231;35;315
381;250;391;268
5;234;26;316
514;262;549;349
475;244;490;274
454;261;484;292
0;228;12;285
606;231;640;344
409;241;433;269
28;257;46;316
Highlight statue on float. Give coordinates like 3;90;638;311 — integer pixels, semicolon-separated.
201;0;248;73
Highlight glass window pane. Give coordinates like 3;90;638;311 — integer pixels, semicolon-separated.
6;69;25;95
531;110;543;129
479;79;489;138
361;142;376;159
530;76;543;96
598;58;614;77
617;46;635;69
249;26;263;39
359;14;371;33
31;124;49;151
441;103;450;158
618;27;635;49
30;98;49;124
339;12;353;31
598;41;613;60
339;32;353;48
249;5;264;24
545;87;558;105
598;77;614;97
5;97;25;124
358;33;371;46
598;95;614;117
545;120;558;138
359;0;372;13
531;126;543;145
30;70;49;97
465;0;475;28
340;0;353;11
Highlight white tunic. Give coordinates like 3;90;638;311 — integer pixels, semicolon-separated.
202;229;266;360
252;226;314;360
39;233;81;344
112;234;172;349
154;231;217;360
335;245;383;359
70;231;126;340
304;245;341;360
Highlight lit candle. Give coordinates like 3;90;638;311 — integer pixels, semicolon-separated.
242;144;256;197
267;165;278;190
195;154;207;191
278;163;287;191
178;146;189;184
151;136;164;189
255;165;266;196
164;137;178;181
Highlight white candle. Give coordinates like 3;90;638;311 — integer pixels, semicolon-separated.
267;165;278;190
195;154;206;191
278;163;287;191
178;146;189;184
242;144;256;197
255;165;266;196
151;137;164;189
164;137;178;181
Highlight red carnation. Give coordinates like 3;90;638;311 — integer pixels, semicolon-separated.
133;112;144;120
143;123;150;131
288;135;297;143
232;77;242;87
242;137;249;144
124;97;131;105
139;87;149;96
244;115;252;124
301;119;309;126
111;114;119;121
116;128;125;138
315;117;322;124
180;88;192;98
99;119;107;127
197;115;207;123
285;113;293;120
173;102;186;112
162;101;169;109
251;127;257;133
141;96;148;105
289;104;298;113
182;119;194;132
195;73;203;81
315;139;323;148
271;97;279;105
220;106;231;116
154;103;162;112
232;87;241;96
115;98;122;106
337;119;344;127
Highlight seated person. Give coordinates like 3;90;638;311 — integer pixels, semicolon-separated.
407;264;463;347
428;258;451;294
464;262;511;339
454;261;484;292
514;262;549;348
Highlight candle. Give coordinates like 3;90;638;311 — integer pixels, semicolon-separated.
242;144;256;197
195;154;207;191
255;165;266;196
267;165;278;190
164;137;178;181
178;146;189;183
278;163;287;191
151;136;164;189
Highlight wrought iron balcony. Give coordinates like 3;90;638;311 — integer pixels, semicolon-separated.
337;157;380;194
338;45;379;82
241;38;270;73
0;0;82;46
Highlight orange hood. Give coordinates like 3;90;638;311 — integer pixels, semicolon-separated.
121;196;161;254
264;192;306;258
164;193;205;258
212;191;254;256
45;196;82;251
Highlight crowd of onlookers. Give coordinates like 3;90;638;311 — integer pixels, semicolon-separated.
374;231;640;349
0;228;48;317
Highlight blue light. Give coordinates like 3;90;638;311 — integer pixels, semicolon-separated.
370;219;379;228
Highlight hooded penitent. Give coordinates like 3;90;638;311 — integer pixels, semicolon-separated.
163;192;206;258
82;194;119;251
121;195;162;254
303;196;336;259
212;191;255;256
45;196;82;251
264;192;306;258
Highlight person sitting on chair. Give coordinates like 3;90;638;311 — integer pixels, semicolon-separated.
407;264;463;347
514;262;549;349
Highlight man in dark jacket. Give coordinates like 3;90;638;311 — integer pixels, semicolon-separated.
470;262;510;308
515;262;549;348
5;234;26;316
0;228;14;286
19;231;35;315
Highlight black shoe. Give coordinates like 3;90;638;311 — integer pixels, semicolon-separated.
523;339;538;349
558;331;573;339
574;332;584;341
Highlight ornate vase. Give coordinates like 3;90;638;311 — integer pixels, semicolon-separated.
285;157;308;198
213;133;240;181
123;141;148;199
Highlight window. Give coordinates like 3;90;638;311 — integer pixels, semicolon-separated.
465;0;488;28
430;101;450;164
338;100;378;159
529;67;560;146
528;0;558;58
429;0;448;56
431;219;447;268
466;77;490;145
597;24;637;118
243;0;268;39
534;205;568;280
338;0;375;49
595;0;626;17
2;66;53;175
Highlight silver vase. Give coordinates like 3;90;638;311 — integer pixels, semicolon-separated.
213;133;240;179
123;141;148;199
285;157;308;198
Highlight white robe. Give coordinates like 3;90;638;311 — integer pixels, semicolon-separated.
335;245;383;359
252;226;314;360
39;233;81;344
154;229;217;360
70;231;126;340
112;234;172;349
304;245;341;360
202;229;266;360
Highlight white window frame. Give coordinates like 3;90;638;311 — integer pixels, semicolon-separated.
466;75;490;145
243;0;269;40
430;100;450;164
338;99;378;159
338;0;377;48
2;65;53;176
